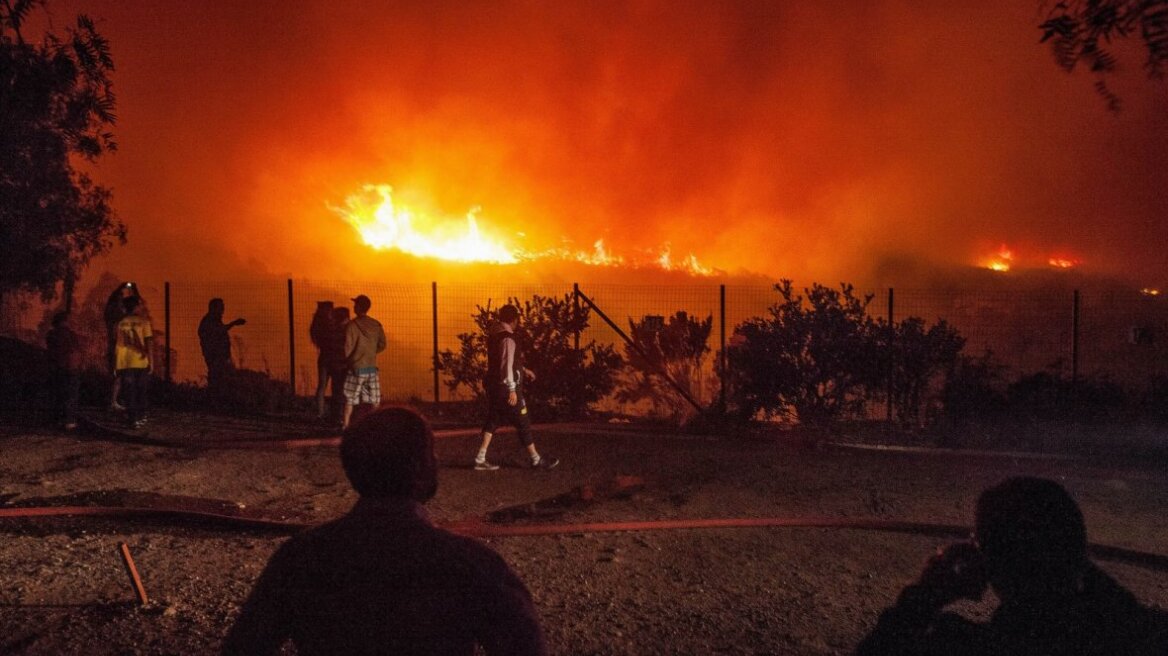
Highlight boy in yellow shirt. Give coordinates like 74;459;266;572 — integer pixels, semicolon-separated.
114;296;153;428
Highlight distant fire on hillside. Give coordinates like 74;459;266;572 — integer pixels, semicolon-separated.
331;185;717;276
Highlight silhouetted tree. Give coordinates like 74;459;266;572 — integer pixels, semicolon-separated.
1039;0;1168;110
878;316;965;427
727;281;882;426
1;0;124;302
618;311;712;423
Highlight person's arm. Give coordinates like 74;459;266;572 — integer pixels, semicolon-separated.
376;323;387;354
220;544;296;655
228;318;247;329
344;323;357;369
855;542;987;656
501;336;519;405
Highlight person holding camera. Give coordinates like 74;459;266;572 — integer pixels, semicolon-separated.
855;477;1168;655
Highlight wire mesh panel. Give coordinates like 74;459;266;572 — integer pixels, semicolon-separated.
8;277;1150;415
1078;290;1168;387
167;281;290;385
436;282;575;401
578;283;723;413
893;288;1073;378
287;281;436;402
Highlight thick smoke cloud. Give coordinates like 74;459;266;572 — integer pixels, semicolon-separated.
51;0;1168;288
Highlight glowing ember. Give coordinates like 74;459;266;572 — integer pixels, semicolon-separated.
332;184;719;276
331;185;518;264
1141;288;1161;297
1048;257;1080;269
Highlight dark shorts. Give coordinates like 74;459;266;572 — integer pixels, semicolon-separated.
482;386;533;447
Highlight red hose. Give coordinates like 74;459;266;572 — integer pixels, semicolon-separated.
3;506;1166;571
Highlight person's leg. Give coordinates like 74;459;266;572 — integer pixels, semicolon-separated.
109;375;123;411
329;367;346;422
341;371;359;430
107;338;123;410
513;389;557;469
123;370;143;425
314;358;328;417
474;389;502;470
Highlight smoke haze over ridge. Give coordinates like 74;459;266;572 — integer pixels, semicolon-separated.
41;0;1168;289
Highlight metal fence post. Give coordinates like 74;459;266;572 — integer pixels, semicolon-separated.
432;281;440;404
886;287;895;423
1072;289;1080;383
719;284;726;409
164;282;171;383
287;279;296;395
573;282;581;353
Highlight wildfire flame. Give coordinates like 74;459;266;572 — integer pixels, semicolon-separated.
984;244;1013;272
1048;256;1080;269
1141;288;1161;297
332;184;718;276
331;185;518;264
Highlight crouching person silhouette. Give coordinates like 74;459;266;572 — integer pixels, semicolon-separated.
221;407;549;656
855;476;1168;656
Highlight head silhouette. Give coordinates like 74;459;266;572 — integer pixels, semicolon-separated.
975;477;1088;598
208;298;225;316
352;294;372;315
340;407;438;502
498;304;519;325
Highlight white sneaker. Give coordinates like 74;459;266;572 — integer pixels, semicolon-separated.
474;459;500;471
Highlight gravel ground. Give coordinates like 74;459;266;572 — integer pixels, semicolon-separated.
2;411;1168;655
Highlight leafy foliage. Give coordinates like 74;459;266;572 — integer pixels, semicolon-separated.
437;293;623;419
617;311;713;423
880;316;966;426
726;281;883;426
1039;0;1168;110
1;0;125;300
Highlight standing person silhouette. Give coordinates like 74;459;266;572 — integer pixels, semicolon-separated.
113;296;153;429
472;304;558;471
856;476;1168;656
341;294;385;430
309;300;334;419
222;407;548;655
198;298;246;391
103;282;140;411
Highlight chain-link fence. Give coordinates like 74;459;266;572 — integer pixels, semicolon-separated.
5;279;1166;414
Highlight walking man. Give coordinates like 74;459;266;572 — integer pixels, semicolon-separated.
473;304;559;471
341;294;386;430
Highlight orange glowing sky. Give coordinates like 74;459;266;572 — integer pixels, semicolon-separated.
42;0;1168;286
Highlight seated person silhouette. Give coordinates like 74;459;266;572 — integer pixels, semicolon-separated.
856;476;1168;656
221;407;548;656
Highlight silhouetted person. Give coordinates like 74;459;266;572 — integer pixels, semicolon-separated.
46;311;84;430
103;281;140;411
198;297;246;390
310;300;334;418
341;294;385;430
221;407;549;656
473;304;558;471
322;305;350;424
113;296;152;428
855;476;1168;656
